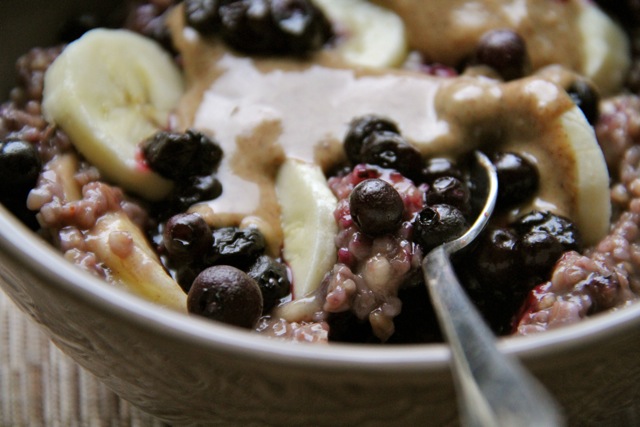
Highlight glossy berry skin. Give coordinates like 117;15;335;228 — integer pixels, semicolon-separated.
163;213;213;259
426;176;470;213
566;79;600;125
210;226;266;268
472;227;522;288
187;265;263;328
517;230;565;278
142;129;223;181
169;174;223;212
412;204;468;253
349;178;405;236
360;131;422;181
270;0;332;52
512;211;582;278
343;115;400;165
491;152;538;208
247;255;291;313
512;210;582;250
218;0;332;56
184;0;222;34
472;29;530;81
0;139;41;198
421;157;463;183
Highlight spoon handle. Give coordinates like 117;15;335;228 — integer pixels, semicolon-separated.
423;247;565;427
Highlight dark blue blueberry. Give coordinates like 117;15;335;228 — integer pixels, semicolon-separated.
218;0;332;55
185;0;222;34
163;212;213;259
425;176;470;213
412;204;468;253
170;174;223;211
0;139;41;198
491;152;538;208
350;178;404;236
566;79;600;125
344;115;400;165
187;265;263;328
142;129;223;181
210;226;266;268
247;255;290;313
421;157;463;183
360;131;422;181
472;29;530;80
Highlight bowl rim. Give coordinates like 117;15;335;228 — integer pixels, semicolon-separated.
1;203;639;373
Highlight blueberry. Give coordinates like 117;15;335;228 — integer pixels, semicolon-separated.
412;204;468;253
511;210;582;251
271;0;333;53
218;0;332;55
211;226;266;268
491;152;538;208
343;115;400;165
187;265;263;328
360;131;422;181
566;79;600;125
247;255;290;313
185;0;222;34
163;213;213;259
472;227;522;288
511;211;582;279
0;139;41;198
421;157;463;183
142;130;223;181
169;174;223;211
472;29;530;81
425;176;470;213
349;178;404;236
174;264;205;293
517;230;565;278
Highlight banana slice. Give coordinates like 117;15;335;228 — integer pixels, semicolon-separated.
30;153;187;312
276;158;338;299
578;2;630;96
502;106;610;246
86;211;187;312
42;29;184;201
312;0;408;68
558;107;610;243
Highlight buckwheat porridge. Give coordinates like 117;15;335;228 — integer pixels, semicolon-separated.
1;0;639;344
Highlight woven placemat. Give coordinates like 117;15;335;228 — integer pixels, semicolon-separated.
0;290;170;427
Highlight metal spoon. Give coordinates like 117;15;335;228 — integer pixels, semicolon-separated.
422;151;565;427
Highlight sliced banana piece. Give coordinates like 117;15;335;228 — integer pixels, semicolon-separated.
312;0;408;68
42;29;184;201
31;153;187;312
86;211;187;312
276;158;338;299
562;107;611;243
578;2;630;96
501;105;610;246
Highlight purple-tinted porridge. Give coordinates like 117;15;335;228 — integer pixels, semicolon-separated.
2;0;640;345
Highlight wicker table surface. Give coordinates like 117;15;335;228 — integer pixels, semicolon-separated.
0;289;169;427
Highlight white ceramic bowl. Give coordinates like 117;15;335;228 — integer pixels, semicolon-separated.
2;1;640;425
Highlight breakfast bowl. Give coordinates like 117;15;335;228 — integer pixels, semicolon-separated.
2;0;640;425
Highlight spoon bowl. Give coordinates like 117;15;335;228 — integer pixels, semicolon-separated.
422;151;564;427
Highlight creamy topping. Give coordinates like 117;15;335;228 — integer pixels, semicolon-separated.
191;53;445;214
372;0;583;74
168;2;609;253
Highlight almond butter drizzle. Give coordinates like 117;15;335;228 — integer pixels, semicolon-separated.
167;3;597;254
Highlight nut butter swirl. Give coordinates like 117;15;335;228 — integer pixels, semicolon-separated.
168;4;600;254
373;0;583;77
